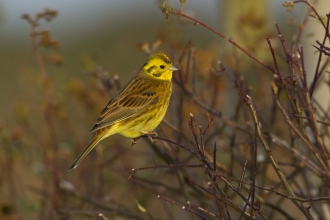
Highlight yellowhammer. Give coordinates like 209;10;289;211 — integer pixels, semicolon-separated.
69;52;178;170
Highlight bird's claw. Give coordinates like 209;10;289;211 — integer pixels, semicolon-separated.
141;131;158;143
131;137;140;146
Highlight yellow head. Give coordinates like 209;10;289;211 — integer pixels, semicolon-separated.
140;52;178;81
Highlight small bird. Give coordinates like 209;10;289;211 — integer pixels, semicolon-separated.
69;52;178;170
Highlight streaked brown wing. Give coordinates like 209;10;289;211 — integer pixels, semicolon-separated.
90;77;159;133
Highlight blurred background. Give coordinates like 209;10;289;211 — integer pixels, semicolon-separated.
0;0;308;135
1;0;329;219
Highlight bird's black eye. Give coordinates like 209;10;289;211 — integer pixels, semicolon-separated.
160;65;165;69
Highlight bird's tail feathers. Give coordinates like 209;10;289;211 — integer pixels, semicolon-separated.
68;132;104;171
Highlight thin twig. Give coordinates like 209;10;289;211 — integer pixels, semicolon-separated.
244;94;313;219
128;163;205;179
161;8;276;74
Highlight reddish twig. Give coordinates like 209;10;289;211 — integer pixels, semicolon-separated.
161;8;276;74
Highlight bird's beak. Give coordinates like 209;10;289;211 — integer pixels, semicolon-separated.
169;66;179;71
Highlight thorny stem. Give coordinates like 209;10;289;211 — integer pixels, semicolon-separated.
140;122;265;219
298;49;330;165
128;163;205;179
309;14;330;96
271;133;327;177
222;177;330;203
272;87;330;176
244;95;313;220
188;178;258;219
216;173;268;220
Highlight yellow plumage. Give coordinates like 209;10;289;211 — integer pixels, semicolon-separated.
69;52;178;170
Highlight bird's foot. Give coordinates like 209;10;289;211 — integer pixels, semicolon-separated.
131;137;140;146
141;131;158;143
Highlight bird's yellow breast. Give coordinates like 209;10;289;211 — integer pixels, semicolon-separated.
113;81;172;138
